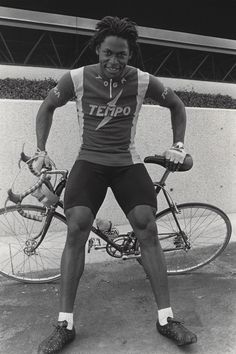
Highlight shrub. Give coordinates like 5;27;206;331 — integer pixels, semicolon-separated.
0;78;56;100
144;90;236;109
0;78;235;109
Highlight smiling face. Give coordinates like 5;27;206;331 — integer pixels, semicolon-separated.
96;36;131;79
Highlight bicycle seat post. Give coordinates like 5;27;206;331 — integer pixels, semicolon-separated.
154;169;171;195
159;169;171;187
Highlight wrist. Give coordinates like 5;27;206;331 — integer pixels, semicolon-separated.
172;142;184;149
36;148;47;155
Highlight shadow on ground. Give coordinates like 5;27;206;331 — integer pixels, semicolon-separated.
0;243;236;354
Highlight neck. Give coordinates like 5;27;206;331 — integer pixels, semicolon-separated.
98;64;128;81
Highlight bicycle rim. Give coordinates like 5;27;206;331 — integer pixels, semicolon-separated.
156;203;232;274
0;204;67;283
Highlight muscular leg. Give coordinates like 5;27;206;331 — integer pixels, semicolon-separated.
37;205;94;353
127;205;170;310
38;162;110;352
127;205;197;345
60;206;94;313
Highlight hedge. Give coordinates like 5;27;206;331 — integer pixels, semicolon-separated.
0;78;56;100
0;78;235;109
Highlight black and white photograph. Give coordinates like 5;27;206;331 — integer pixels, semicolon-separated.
0;1;235;353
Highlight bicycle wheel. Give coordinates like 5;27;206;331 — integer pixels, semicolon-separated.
157;202;232;274
0;204;67;283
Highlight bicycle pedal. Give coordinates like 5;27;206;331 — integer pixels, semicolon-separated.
122;254;141;261
94;246;106;250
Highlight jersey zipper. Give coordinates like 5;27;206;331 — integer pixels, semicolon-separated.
109;79;112;98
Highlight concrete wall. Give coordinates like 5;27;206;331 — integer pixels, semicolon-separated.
1;64;236;99
0;99;235;225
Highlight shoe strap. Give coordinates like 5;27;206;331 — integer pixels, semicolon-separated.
167;317;184;325
56;320;68;328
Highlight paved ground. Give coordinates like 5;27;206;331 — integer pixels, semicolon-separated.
0;234;236;354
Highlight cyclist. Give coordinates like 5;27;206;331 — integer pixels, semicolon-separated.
35;16;197;353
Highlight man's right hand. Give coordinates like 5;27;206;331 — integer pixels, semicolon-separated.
32;150;51;175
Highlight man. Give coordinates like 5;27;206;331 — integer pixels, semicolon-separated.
35;16;197;353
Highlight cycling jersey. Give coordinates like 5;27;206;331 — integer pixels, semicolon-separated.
70;64;150;166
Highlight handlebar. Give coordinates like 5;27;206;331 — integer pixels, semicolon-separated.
7;150;68;208
8;171;48;204
20;151;30;164
19;151;40;177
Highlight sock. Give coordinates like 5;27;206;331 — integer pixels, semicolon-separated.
158;307;173;326
58;312;74;330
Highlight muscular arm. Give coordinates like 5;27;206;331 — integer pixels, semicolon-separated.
146;75;186;144
36;72;74;150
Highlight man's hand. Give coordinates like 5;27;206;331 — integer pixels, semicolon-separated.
163;142;187;171
32;150;51;176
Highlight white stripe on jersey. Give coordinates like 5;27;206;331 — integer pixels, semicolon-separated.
70;67;85;149
129;69;150;163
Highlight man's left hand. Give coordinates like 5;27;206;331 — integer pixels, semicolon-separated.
163;142;187;171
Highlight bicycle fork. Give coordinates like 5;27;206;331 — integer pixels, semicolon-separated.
159;183;191;250
23;208;55;256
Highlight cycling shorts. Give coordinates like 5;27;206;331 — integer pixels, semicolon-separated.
64;160;157;217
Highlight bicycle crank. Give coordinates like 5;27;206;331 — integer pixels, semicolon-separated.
23;239;38;256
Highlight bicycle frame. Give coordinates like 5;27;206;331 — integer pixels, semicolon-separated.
3;151;233;281
9;153;192;257
27;171;191;257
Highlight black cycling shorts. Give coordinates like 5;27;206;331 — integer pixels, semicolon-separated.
64;160;157;217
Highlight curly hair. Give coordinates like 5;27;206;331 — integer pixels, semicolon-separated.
89;16;139;53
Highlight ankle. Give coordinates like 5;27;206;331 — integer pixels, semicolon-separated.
158;307;173;326
58;312;74;330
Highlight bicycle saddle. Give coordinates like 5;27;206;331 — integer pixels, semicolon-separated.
144;154;193;172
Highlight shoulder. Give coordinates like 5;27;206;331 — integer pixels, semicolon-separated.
147;74;166;93
70;66;84;81
124;65;150;83
124;65;139;78
70;64;100;83
69;66;85;93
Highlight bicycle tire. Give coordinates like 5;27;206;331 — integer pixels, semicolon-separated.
156;202;232;274
0;204;67;283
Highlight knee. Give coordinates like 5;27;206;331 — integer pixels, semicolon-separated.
139;219;157;242
66;220;90;248
137;220;157;245
135;216;156;233
130;209;157;246
65;207;93;247
130;206;156;231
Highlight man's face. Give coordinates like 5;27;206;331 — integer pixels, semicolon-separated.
96;36;131;79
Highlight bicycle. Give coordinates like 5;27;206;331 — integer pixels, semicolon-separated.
0;150;232;283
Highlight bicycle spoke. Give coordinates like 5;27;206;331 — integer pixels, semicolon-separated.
0;205;67;283
157;203;231;274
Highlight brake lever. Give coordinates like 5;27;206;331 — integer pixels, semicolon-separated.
18;143;31;169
